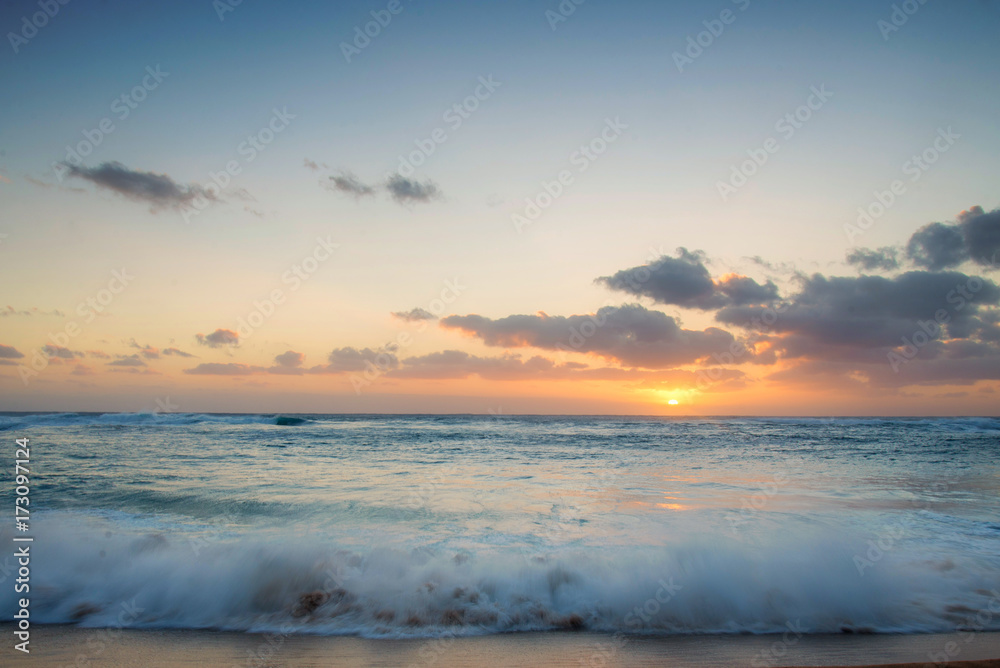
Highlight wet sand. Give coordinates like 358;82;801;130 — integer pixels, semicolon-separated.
2;626;1000;667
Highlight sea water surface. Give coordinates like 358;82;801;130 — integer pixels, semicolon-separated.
0;413;998;638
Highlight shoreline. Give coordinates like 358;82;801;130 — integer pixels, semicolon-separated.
3;626;999;667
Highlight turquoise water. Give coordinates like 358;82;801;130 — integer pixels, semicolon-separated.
1;413;998;637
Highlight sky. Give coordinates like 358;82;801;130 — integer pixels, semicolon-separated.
1;0;999;415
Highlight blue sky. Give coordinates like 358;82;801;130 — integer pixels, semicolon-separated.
1;0;999;414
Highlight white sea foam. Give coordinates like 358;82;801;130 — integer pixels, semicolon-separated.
3;513;998;638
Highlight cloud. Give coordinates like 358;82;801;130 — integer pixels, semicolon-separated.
63;162;215;210
385;174;441;204
181;352;308;377
43;345;81;359
303;158;327;171
184;363;267;376
391;307;436;322
196;329;239;348
441;303;738;368
128;339;160;359
268;350;307;375
390;350;564;380
87;350;111;359
274;350;304;367
316;347;400;373
108;367;160;375
383;350;748;392
320;169;443;206
846;247;900;272
0;344;24;359
163;347;195;358
383;350;747;390
716;270;1000;364
906;206;1000;270
327;172;376;197
906;223;967;270
1;306;65;317
596;248;780;310
108;354;147;367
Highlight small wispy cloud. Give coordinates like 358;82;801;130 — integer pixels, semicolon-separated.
385;173;441;204
63;161;216;210
196;329;239;348
391;307;436;322
327;172;376;197
318;167;442;206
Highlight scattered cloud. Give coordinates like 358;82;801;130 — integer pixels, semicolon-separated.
441;304;739;369
596;248;780;310
269;350;306;375
196;328;239;348
327;172;376;197
43;345;81;359
274;350;305;368
846;247;900;272
1;306;65;317
313;347;400;374
128;339;160;359
163;347;195;358
717;270;1000;352
0;344;24;359
184;363;267;376
319;168;442;206
108;354;147;367
385;174;441;204
391;307;436;322
906;206;1000;270
63;161;216;210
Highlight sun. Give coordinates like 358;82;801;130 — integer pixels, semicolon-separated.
667;399;679;405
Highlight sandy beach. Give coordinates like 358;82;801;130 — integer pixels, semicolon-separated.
3;626;999;668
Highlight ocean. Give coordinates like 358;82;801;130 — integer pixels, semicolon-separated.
1;413;999;641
